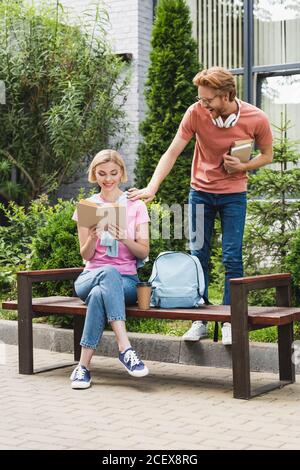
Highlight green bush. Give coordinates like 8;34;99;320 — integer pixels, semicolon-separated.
245;117;300;273
285;228;300;305
29;200;83;295
0;192;87;329
0;0;128;203
0;195;54;299
0;189;95;327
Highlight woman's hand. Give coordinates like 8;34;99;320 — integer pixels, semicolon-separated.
88;220;107;241
88;225;99;241
108;224;128;243
79;224;98;261
223;155;246;174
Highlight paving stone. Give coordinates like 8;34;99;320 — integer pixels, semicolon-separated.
1;344;300;450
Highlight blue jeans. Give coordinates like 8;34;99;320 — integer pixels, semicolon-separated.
74;266;138;349
189;189;247;305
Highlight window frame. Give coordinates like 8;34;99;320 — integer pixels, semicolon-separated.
230;0;300;106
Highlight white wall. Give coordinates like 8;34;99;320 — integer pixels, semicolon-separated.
105;0;153;186
56;0;153;198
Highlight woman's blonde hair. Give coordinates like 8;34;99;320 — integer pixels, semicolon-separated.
193;66;236;101
88;149;128;183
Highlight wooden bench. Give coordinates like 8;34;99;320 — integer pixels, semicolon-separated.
2;268;300;399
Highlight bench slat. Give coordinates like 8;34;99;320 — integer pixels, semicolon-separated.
3;297;300;325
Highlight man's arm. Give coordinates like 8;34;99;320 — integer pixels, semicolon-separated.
128;131;190;202
223;143;273;173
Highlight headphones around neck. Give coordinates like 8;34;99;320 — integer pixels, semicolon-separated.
212;98;241;128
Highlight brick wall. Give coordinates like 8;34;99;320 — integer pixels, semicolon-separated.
56;0;153;199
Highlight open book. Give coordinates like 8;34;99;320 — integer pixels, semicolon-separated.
76;199;127;230
230;139;253;163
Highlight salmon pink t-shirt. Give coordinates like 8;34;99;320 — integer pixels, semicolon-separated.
178;100;273;193
72;193;150;275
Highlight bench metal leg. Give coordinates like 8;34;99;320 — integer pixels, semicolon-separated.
278;323;295;383
18;276;34;374
74;315;85;362
230;284;251;399
246;322;295;398
276;283;295;383
230;280;295;399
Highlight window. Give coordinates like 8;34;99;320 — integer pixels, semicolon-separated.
258;73;300;150
254;0;300;66
187;0;300;110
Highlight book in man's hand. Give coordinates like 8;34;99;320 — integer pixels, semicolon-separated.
230;139;253;163
76;199;127;230
224;139;253;174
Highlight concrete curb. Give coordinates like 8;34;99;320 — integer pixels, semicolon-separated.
1;319;299;374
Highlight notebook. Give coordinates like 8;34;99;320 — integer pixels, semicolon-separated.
76;199;127;230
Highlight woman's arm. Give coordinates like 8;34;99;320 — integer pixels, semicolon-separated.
77;224;99;261
108;222;150;260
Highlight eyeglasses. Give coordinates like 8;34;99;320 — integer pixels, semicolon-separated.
195;94;218;105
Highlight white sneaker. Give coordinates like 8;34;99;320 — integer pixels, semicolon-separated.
182;321;208;341
221;322;232;345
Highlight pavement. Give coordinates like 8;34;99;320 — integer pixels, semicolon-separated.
1;344;300;450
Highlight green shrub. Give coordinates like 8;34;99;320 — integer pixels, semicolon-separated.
29;199;83;295
245;117;300;273
0;0;128;204
285;228;300;305
0;192;87;329
0;195;54;299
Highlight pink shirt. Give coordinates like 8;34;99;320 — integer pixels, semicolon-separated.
73;193;150;275
178;100;273;193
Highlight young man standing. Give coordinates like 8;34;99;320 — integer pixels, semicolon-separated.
128;66;273;345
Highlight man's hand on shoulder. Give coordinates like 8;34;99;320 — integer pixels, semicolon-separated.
127;186;156;203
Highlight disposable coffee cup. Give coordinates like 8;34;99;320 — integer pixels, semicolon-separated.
136;282;153;310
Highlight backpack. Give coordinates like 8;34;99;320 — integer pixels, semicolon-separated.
149;251;205;308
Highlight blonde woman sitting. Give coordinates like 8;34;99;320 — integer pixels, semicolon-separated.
71;149;150;389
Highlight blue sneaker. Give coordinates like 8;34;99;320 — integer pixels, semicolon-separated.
119;348;149;378
70;365;91;389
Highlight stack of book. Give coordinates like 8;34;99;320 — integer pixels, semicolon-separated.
230;139;253;162
225;139;253;174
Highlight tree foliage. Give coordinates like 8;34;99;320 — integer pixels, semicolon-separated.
0;0;129;203
135;0;201;207
244;115;300;273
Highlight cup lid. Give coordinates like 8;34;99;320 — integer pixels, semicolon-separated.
137;282;152;287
